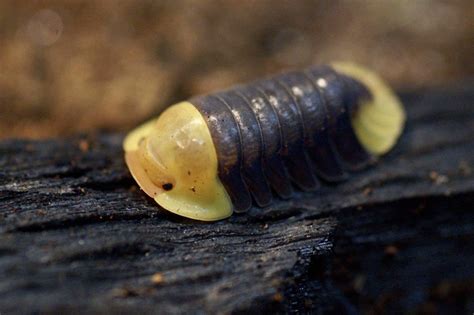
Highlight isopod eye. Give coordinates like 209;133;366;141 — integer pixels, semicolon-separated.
123;102;232;221
331;62;405;155
162;183;173;191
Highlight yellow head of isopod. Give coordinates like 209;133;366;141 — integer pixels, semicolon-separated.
123;102;232;221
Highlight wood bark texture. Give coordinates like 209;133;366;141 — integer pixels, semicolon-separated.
1;83;473;314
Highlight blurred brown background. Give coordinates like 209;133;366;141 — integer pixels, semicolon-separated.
0;0;473;139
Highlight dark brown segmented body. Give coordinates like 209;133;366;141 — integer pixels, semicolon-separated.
191;65;373;212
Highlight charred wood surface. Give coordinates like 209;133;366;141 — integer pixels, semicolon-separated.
1;83;473;314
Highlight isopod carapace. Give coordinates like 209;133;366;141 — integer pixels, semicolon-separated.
123;62;405;221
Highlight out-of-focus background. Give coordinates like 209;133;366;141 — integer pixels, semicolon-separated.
0;0;472;139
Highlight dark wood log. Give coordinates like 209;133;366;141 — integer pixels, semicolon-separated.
1;83;473;314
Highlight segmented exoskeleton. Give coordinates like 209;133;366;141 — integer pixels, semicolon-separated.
192;65;376;212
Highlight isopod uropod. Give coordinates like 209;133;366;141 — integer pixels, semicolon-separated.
123;62;405;221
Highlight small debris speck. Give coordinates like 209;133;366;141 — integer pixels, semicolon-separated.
110;287;138;298
353;274;366;292
362;187;373;196
273;292;283;302
384;245;399;256
151;273;164;284
458;160;472;176
78;139;89;152
429;171;448;185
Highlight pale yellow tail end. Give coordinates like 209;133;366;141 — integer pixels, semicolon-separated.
332;62;405;155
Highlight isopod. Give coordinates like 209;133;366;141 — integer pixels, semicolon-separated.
123;62;405;221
